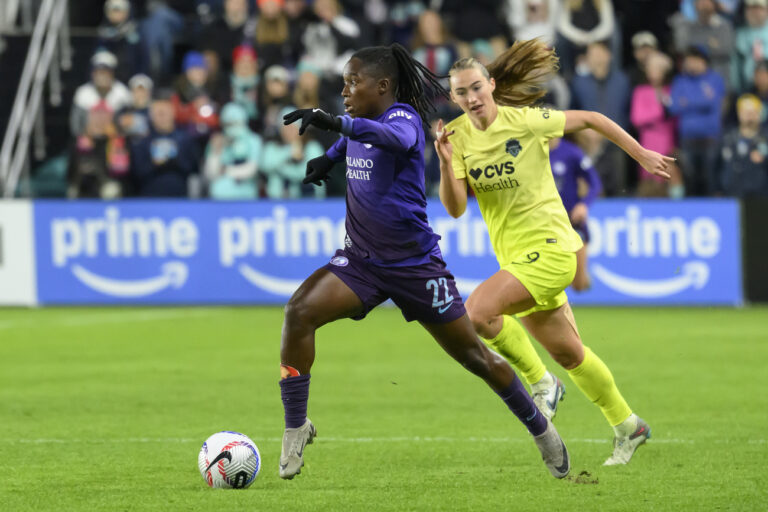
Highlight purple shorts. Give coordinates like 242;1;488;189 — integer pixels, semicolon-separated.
323;249;466;324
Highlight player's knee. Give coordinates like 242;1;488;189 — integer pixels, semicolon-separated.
465;303;495;338
283;296;320;332
551;349;583;370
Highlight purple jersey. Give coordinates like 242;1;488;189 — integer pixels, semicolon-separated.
549;139;602;213
326;103;440;265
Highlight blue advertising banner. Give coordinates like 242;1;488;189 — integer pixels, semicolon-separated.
33;199;742;305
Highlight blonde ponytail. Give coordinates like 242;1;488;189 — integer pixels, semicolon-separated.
449;39;558;108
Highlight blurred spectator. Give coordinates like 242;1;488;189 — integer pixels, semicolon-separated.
173;51;220;142
97;0;144;83
301;0;361;111
285;0;315;65
667;45;727;196
254;0;290;70
70;50;132;137
679;0;742;21
385;1;427;47
750;59;768;124
671;0;734;92
628;31;659;87
67;102;130;199
630;51;680;197
292;66;321;109
541;75;572;111
130;90;198;197
571;41;631;128
200;0;256;75
570;42;631;195
230;44;260;122
505;0;560;45
116;74;153;139
259;65;293;141
261;106;325;198
441;0;508;60
203;103;263;199
613;0;678;63
411;9;458;117
555;0;618;78
720;93;768;196
733;0;768;93
140;0;186;81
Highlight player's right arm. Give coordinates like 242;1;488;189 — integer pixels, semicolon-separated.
434;119;468;218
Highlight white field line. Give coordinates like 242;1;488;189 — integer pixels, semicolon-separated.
0;309;224;330
4;437;766;445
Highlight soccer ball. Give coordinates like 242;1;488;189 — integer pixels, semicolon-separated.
198;431;261;489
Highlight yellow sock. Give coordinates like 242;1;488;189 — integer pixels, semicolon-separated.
482;315;546;385
567;346;632;426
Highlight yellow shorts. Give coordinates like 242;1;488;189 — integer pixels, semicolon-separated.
500;245;577;318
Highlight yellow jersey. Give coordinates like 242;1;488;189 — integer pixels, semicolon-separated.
445;105;583;265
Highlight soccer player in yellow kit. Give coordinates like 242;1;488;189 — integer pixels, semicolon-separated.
434;39;673;465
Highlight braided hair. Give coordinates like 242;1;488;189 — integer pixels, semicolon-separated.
351;43;449;124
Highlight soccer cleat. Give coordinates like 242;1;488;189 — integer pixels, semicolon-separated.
603;416;651;466
279;419;317;479
531;372;566;421
533;418;570;478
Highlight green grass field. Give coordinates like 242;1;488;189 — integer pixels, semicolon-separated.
1;306;766;511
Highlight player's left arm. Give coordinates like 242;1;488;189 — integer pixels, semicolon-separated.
563;110;673;180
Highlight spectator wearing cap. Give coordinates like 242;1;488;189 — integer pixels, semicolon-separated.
261;105;325;199
733;0;768;94
129;89;198;197
230;44;260;122
70;50;132;136
628;31;659;87
666;45;727;196
439;0;508;62
570;41;631;196
173;51;220;142
203;102;263;199
719;93;768;196
671;0;734;92
67;101;130;199
97;0;145;84
254;0;290;70
199;0;256;75
259;65;293;141
116;74;153;139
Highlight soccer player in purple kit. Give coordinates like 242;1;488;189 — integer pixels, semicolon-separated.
278;44;570;480
548;136;602;291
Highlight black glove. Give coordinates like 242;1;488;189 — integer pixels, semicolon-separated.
283;108;342;135
303;154;335;186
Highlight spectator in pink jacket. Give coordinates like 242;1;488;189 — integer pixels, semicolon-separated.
630;51;682;197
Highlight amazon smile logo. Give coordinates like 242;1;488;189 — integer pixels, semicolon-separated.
586;206;721;298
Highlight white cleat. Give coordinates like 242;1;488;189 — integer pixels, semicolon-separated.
531;372;566;421
603;415;651;466
279;419;317;479
533;417;570;478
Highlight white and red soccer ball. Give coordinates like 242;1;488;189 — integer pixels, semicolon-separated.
198;431;261;489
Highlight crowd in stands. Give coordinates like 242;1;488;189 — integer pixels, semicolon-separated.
62;0;768;200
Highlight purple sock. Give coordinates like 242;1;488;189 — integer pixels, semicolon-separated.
495;375;548;436
280;374;310;428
